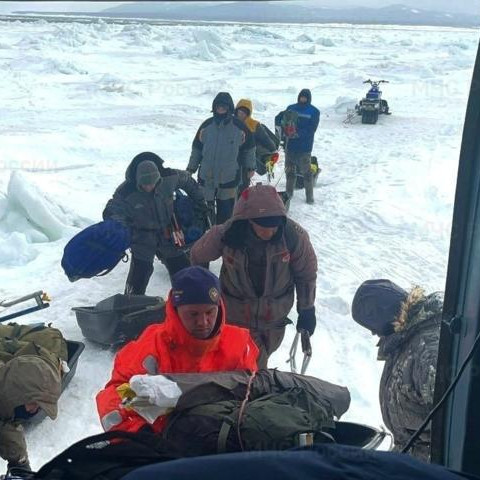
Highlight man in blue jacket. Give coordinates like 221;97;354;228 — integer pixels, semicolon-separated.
280;89;320;204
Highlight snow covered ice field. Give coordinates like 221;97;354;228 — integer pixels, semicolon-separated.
0;16;479;469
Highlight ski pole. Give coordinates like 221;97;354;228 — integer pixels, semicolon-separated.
300;329;312;375
203;201;214;229
287;332;300;373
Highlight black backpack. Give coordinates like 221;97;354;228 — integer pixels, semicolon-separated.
262;124;280;150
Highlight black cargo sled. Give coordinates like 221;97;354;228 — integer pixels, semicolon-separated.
73;294;165;346
32;421;390;480
0;291;85;426
32;369;391;480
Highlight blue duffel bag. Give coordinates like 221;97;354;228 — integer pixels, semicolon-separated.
61;219;131;282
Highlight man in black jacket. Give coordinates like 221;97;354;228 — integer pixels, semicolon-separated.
103;152;206;294
187;92;256;224
351;279;443;461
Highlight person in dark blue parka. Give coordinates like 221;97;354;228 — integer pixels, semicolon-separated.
278;89;320;204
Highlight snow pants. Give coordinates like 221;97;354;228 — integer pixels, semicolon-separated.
124;229;190;295
199;177;238;225
205;188;237;225
285;151;314;203
250;326;286;369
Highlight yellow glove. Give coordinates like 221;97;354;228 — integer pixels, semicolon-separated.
311;163;319;174
117;383;137;409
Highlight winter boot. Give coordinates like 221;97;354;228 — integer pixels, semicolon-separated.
7;460;32;479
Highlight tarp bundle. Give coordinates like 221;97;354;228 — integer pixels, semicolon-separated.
126;369;350;455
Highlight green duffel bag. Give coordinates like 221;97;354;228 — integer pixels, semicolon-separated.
162;387;336;456
0;322;68;370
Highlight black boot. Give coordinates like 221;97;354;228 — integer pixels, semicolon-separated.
7;460;32;479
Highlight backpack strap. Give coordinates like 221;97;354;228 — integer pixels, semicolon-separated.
96;252;129;277
217;419;234;453
5;322;46;341
284;221;300;253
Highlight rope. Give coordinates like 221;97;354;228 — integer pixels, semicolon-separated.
236;370;256;451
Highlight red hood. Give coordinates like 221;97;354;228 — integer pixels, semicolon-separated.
232;184;286;221
162;293;225;358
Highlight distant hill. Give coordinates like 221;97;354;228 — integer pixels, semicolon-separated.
13;2;480;28
97;2;480;27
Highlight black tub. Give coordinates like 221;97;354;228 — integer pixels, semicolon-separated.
73;294;165;346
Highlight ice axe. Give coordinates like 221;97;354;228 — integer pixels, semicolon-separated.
287;329;312;375
0;290;50;323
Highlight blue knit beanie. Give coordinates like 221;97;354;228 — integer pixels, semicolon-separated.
171;266;221;307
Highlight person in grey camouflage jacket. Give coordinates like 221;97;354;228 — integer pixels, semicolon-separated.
103;152;207;294
351;279;443;462
187;92;256;225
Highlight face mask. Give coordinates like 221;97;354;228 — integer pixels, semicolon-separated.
214;110;229;119
14;405;38;420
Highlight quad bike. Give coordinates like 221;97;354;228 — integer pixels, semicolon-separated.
355;80;391;125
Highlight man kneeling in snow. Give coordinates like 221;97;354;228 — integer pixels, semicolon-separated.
351;279;443;461
96;266;259;434
0;355;61;475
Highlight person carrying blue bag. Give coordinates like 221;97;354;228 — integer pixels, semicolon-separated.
277;89;320;205
103;152;208;295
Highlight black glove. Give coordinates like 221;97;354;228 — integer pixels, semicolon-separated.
297;307;316;336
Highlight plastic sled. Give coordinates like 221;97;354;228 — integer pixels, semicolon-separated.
73;294;165;346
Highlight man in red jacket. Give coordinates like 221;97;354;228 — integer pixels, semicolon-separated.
96;266;258;434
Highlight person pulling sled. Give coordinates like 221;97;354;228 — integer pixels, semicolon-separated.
234;99;280;190
276;89;320;205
